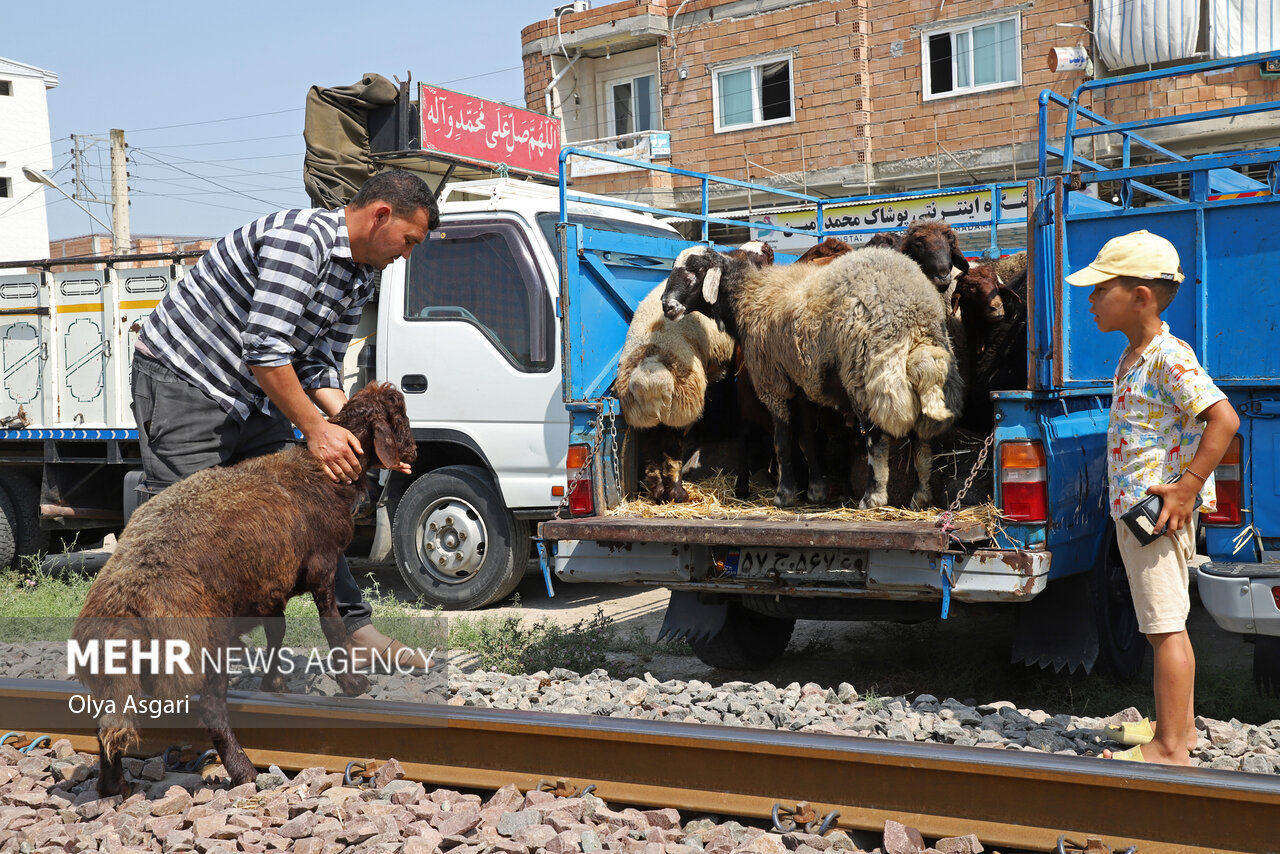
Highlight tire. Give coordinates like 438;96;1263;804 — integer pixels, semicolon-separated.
689;598;795;670
0;472;49;568
1254;635;1280;697
392;465;529;610
1092;531;1146;679
0;486;17;570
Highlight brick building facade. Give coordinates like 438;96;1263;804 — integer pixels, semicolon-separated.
520;0;1280;210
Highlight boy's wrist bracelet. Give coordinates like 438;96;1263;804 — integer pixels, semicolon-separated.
1184;468;1208;482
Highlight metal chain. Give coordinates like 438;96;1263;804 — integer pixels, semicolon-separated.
938;429;996;527
604;402;620;506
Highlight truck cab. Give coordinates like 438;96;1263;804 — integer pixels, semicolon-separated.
365;177;680;609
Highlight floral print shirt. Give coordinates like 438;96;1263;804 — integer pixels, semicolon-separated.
1108;322;1226;519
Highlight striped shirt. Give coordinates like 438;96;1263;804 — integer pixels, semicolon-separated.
138;208;376;422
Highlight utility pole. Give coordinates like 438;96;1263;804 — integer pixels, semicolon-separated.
110;129;131;255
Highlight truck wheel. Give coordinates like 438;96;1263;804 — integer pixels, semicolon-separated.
689;598;795;670
0;486;17;570
1254;635;1280;697
1093;533;1146;679
392;465;529;610
0;473;47;569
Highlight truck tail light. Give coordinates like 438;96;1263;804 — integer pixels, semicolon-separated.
1203;435;1242;525
566;443;595;516
1000;440;1047;522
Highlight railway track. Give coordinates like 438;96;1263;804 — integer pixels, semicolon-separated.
2;678;1277;854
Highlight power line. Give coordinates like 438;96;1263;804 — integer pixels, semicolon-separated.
129;149;288;207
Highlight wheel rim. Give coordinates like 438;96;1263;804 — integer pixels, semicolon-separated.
412;497;488;585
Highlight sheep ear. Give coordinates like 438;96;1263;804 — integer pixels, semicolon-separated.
372;414;400;469
951;238;970;273
701;264;722;304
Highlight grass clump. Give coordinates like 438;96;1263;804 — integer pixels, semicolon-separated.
451;602;618;675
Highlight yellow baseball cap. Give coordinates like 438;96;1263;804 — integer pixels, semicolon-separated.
1065;230;1185;287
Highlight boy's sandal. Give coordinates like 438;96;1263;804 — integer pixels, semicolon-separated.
1103;718;1154;745
1106;745;1147;762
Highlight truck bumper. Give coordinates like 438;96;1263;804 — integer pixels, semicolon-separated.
1196;562;1280;636
550;540;1050;602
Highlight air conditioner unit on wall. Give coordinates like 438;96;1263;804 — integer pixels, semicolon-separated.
555;0;590;14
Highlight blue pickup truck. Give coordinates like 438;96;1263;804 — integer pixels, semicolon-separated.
538;52;1280;683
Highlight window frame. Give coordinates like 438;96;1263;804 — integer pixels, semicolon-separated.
404;217;554;373
0;81;11;97
0;177;10;199
711;52;796;133
919;12;1022;101
604;71;659;140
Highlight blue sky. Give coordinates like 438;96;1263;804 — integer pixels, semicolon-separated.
6;0;559;241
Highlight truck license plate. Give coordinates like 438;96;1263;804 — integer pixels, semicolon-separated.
721;547;868;582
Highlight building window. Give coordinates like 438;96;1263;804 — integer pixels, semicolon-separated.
0;177;10;198
0;81;11;96
922;15;1021;99
607;74;657;140
713;55;794;132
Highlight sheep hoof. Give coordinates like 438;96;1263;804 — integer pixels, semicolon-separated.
666;483;689;504
260;674;288;694
858;493;888;510
338;673;370;697
909;492;932;511
806;478;830;505
774;487;798;508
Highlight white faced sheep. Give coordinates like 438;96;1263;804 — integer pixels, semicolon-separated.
615;242;771;502
661;246;964;509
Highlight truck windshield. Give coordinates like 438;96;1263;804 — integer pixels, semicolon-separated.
535;213;677;257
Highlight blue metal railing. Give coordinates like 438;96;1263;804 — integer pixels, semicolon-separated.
556;148;1027;259
1038;49;1280;197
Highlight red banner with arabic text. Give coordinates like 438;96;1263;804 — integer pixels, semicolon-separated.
419;84;562;178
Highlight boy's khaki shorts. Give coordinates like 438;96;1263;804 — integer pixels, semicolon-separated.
1115;515;1197;635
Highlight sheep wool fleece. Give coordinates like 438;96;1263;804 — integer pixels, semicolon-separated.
734;247;961;439
616;284;736;428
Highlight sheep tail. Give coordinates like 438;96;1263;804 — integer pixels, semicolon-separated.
618;356;672;428
906;343;956;428
619;355;708;429
863;342;920;438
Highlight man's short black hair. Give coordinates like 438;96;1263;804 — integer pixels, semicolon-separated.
350;170;440;230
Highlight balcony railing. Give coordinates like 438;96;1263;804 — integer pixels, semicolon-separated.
566;130;671;178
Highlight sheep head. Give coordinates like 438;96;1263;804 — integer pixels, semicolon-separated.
902;221;970;292
864;231;901;251
332;381;418;472
954;266;1005;322
662;246;731;323
795;237;852;265
728;240;775;269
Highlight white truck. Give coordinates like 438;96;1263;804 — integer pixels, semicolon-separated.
0;176;677;612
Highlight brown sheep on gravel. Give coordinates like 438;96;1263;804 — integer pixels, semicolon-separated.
72;381;416;796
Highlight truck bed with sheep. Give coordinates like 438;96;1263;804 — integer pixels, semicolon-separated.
540;54;1280;682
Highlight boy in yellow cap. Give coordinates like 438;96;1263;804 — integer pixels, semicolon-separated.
1067;230;1239;765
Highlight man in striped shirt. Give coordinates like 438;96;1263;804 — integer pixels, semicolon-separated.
133;170;438;671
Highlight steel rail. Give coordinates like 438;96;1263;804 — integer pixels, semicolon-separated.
3;679;1278;854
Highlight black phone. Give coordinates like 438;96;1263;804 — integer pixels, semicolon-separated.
1119;474;1203;546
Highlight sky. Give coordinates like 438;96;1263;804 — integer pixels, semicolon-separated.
5;0;561;241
